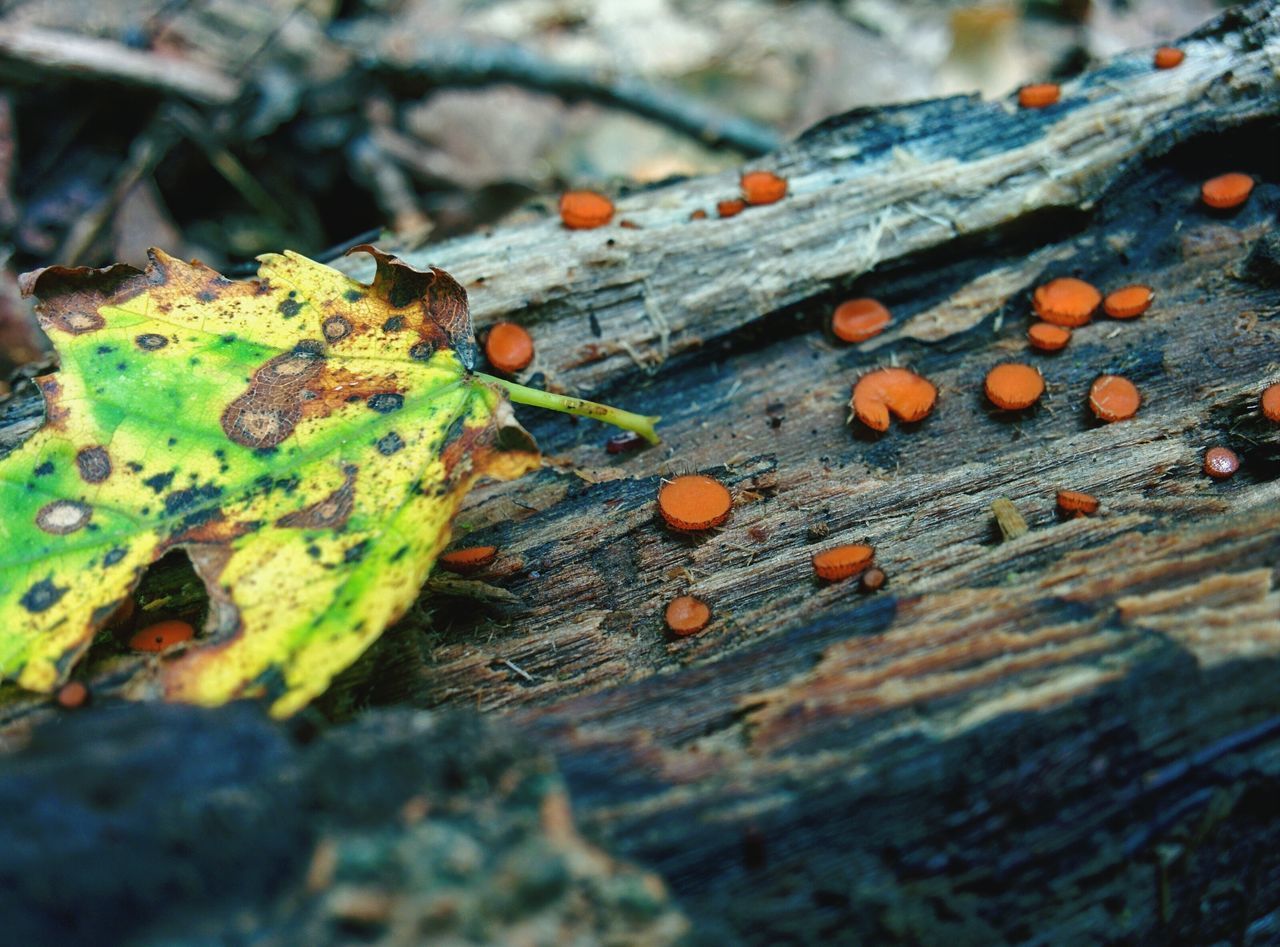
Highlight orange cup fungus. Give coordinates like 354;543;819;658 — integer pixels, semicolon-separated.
1056;490;1099;517
1088;375;1141;422
1018;83;1061;109
689;209;708;220
1103;284;1154;319
1203;447;1240;480
438;545;499;574
832;298;891;344
859;567;887;593
485;322;534;375
1261;383;1280;423
665;595;711;636
717;199;746;218
1028;322;1072;352
658;474;733;532
851;367;937;432
812;544;875;582
985;363;1044;410
1201;173;1254;210
1033;277;1101;327
1154;46;1185;69
559;190;614;229
129;620;195;653
56;681;90;709
741;170;787;205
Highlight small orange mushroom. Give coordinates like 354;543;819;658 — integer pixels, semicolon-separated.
1261;383;1280;423
1028;322;1071;351
1018;83;1061;109
130;620;195;653
56;681;90;709
831;298;891;344
985;363;1045;410
658;474;733;532
1154;46;1185;69
859;567;887;593
740;170;787;205
812;544;875;581
1103;284;1154;319
1033;277;1101;327
1201;173;1254;210
851;367;937;432
1056;490;1099;517
717;199;746;218
485;322;534;375
438;545;499;574
665;595;711;636
559;190;614;229
1203;447;1240;480
1088;375;1141;422
689;209;708;221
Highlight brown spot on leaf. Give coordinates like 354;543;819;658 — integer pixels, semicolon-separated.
346;244;476;370
220;345;326;449
19;259;144;334
75;446;112;483
36;499;92;534
135;333;168;351
322;316;352;342
277;467;357;530
36;376;69;429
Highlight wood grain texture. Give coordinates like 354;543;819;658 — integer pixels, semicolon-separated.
2;3;1279;943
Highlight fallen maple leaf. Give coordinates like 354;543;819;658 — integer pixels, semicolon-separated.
0;245;657;716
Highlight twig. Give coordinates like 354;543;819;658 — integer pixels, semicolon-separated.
0;24;239;105
57;116;180;265
365;37;781;156
164;104;312;242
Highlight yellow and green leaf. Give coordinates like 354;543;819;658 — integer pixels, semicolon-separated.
0;245;657;716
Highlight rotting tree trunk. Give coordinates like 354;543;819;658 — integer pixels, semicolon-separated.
2;3;1280;944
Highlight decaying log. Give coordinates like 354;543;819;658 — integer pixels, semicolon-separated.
1;3;1279;944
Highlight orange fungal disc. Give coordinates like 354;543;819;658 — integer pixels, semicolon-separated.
1201;173;1254;209
851;367;937;432
812;544;875;581
1203;447;1240;480
689;209;708;220
130;620;195;653
1103;284;1153;319
1018;83;1060;108
1262;383;1280;423
985;363;1044;410
438;545;499;574
1028;322;1071;351
1056;490;1099;516
665;595;711;635
859;567;887;593
1033;277;1101;327
485;322;534;375
1154;46;1185;69
741;170;787;205
1088;375;1141;422
717;199;746;218
657;474;733;532
832;298;891;344
559;190;614;229
56;681;90;709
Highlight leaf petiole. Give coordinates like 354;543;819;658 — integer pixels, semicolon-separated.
475;372;660;444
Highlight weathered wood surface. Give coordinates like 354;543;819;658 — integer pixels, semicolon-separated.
2;3;1280;944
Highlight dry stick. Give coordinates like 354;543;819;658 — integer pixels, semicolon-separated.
363;37;782;156
57;118;181;265
0;24;238;105
163;104;316;246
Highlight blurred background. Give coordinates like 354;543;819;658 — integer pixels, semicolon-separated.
0;0;1231;390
